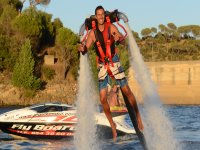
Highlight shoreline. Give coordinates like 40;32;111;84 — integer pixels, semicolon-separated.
128;60;200;105
0;72;77;106
1;60;200;106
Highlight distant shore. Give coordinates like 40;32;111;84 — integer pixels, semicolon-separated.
129;60;200;105
1;60;200;106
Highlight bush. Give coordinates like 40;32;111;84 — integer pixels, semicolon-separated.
23;89;36;98
41;66;55;80
12;39;41;90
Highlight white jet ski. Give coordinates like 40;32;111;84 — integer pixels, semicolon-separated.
0;103;135;139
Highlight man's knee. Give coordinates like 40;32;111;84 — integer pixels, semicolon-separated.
100;91;107;104
122;85;133;96
100;96;107;104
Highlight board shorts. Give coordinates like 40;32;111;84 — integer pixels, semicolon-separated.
98;54;128;91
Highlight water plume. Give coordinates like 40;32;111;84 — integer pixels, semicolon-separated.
125;22;180;150
74;54;99;150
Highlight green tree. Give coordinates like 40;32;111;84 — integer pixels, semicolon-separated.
12;7;54;51
141;28;152;38
190;25;200;38
0;34;11;71
56;27;79;79
158;24;168;33
151;27;157;37
8;0;23;13
177;25;200;39
167;23;177;31
38;10;54;46
12;39;41;90
0;4;18;36
53;18;63;33
132;31;141;42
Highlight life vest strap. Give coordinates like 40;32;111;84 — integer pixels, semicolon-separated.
92;17;116;78
107;65;115;79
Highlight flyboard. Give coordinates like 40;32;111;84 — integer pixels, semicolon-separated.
121;90;148;150
79;9;148;150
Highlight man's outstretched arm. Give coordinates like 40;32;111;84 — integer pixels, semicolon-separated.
78;30;94;53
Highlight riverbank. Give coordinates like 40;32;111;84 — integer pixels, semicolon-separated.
1;60;200;106
0;71;77;106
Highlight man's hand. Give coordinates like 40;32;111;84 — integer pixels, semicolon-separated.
112;32;120;42
78;43;87;55
112;32;125;45
78;43;84;52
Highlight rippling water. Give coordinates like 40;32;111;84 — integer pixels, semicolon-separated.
0;105;200;150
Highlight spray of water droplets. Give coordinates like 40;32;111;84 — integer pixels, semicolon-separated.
125;22;180;150
74;54;100;150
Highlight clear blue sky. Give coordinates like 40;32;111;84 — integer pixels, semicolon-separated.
24;0;200;34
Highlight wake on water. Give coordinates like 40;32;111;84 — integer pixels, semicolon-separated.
74;54;99;150
125;22;180;150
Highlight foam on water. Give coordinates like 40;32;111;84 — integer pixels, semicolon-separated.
125;22;180;150
74;54;99;150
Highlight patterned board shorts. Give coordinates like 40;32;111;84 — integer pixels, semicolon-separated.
98;54;128;91
98;75;128;91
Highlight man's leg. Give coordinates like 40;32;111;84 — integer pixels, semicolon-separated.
99;88;117;140
121;84;144;131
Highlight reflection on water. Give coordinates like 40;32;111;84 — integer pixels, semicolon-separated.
0;106;200;150
166;105;200;142
0;137;75;150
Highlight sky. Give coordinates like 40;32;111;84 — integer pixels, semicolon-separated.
24;0;200;34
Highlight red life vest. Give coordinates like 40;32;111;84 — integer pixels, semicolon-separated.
93;24;115;65
81;10;127;79
92;17;116;78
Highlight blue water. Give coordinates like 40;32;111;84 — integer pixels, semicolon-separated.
0;105;200;150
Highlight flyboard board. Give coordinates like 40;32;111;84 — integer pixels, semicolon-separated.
120;89;148;150
79;9;148;150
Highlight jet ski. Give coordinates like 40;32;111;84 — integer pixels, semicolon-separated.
0;103;135;139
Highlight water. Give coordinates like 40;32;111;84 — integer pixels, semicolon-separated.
0;105;200;149
74;54;99;150
125;22;179;150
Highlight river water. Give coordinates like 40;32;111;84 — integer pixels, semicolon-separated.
0;105;200;150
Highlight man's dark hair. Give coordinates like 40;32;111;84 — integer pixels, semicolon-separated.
95;5;105;15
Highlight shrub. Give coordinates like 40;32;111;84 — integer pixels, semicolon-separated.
41;66;55;80
12;39;41;90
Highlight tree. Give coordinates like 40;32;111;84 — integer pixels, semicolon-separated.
56;27;79;79
166;23;179;41
38;10;54;46
132;31;141;42
29;0;51;6
0;34;10;71
8;0;23;13
177;25;200;39
12;7;54;51
158;24;168;33
141;28;152;38
12;39;41;90
151;27;157;37
190;25;200;38
53;18;63;32
167;23;177;31
0;4;18;36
